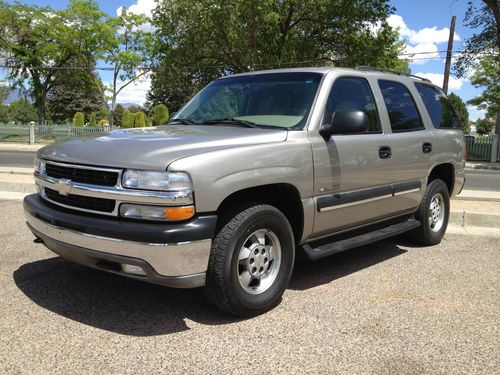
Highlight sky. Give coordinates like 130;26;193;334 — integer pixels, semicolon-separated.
1;0;488;120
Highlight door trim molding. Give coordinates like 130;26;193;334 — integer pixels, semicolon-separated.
317;180;422;212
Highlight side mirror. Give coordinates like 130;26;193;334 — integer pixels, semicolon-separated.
320;111;369;138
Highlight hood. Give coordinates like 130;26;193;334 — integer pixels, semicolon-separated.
38;125;288;170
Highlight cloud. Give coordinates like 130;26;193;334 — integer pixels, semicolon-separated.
388;15;460;65
116;0;155;32
108;76;151;106
467;105;486;121
413;72;467;90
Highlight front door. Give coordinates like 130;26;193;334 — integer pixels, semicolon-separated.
310;75;398;237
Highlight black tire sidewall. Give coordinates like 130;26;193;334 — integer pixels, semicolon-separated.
419;179;450;244
224;207;295;314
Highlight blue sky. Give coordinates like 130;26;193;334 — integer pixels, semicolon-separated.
2;0;487;120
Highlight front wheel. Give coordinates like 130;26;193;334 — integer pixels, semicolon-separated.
412;179;450;245
203;205;295;317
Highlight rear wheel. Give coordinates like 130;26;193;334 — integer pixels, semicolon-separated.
203;205;295;317
412;179;450;245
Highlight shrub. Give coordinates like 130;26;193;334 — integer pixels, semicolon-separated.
122;109;134;128
134;111;145;127
152;104;169;125
72;112;84;127
88;112;97;127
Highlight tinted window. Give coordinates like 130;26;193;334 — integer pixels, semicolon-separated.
415;83;460;129
378;80;424;132
323;77;381;133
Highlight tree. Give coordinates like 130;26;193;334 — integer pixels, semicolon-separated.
0;104;9;123
144;114;151;126
112;104;125;127
152;104;169;125
448;93;470;133
0;0;109;125
454;0;499;135
476;117;495;134
104;9;153;128
134;111;145;127
467;56;500;119
8;99;37;124
0;84;10;103
47;57;106;124
88;112;97;127
148;0;408;111
122;109;134;128
73;112;84;127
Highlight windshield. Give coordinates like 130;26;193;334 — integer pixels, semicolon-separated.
172;72;323;129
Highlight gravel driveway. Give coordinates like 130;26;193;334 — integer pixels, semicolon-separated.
0;199;498;374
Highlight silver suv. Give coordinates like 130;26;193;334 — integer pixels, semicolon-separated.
24;67;465;317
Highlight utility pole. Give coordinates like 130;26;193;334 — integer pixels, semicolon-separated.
442;15;456;95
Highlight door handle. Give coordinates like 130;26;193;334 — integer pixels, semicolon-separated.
379;145;392;159
422;142;432;153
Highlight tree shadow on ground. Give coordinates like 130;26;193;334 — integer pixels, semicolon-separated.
13;239;407;336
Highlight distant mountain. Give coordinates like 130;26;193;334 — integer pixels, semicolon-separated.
115;102;143;109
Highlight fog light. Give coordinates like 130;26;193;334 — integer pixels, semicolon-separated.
121;264;147;276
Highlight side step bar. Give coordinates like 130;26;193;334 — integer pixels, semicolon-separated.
300;218;421;261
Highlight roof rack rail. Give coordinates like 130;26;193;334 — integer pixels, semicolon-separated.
355;66;432;83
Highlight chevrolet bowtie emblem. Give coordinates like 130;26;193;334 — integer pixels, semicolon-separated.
55;179;72;196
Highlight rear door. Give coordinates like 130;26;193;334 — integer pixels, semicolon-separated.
375;79;433;212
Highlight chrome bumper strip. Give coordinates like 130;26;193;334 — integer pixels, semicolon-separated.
25;212;211;277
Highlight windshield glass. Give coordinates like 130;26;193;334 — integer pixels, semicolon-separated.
172;72;323;129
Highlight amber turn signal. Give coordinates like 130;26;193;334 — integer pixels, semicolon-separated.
164;206;195;221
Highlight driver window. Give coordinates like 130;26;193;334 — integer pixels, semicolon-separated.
323;77;381;133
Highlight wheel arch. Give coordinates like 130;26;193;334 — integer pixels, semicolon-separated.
428;163;455;194
216;183;304;244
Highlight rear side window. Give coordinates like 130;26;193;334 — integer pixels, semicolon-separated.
378;80;424;132
323;77;381;133
415;83;460;129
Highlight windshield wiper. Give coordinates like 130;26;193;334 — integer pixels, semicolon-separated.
167;118;196;125
202;118;260;128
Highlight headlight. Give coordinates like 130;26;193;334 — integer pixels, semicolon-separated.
121;169;192;192
34;157;46;175
120;203;195;221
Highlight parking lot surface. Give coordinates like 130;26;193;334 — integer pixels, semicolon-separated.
0;199;498;374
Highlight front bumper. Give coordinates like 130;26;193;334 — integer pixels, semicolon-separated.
24;194;217;288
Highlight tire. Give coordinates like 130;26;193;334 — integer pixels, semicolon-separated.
412;179;450;245
203;204;295;317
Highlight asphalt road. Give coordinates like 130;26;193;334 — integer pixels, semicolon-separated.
0;199;498;374
2;149;500;192
0;150;36;168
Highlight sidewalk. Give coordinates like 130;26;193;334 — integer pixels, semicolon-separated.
0;143;46;152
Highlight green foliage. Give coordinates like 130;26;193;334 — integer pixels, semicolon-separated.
448;93;470;133
454;0;499;78
149;0;408;110
0;84;10;103
105;9;153;127
467;56;500;120
112;104;125;127
144;115;151;126
88;112;97;127
8;99;37;124
73;112;85;127
122;109;134;128
134;111;145;127
152;104;169;125
475;118;495;135
47;56;106;123
0;104;10;124
0;0;110;124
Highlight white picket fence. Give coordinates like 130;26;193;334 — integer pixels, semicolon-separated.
0;124;110;143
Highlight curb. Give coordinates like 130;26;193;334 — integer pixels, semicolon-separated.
450;210;500;230
466;162;500;171
0;167;34;175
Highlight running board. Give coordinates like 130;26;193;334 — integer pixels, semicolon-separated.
300;218;421;261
